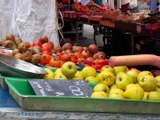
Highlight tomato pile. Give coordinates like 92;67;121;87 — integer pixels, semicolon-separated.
30;37;109;70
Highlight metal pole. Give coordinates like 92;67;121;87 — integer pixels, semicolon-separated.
131;34;134;55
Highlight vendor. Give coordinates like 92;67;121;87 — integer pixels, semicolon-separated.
121;0;139;13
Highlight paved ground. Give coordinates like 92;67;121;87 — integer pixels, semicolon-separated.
78;24;104;47
62;24;104;48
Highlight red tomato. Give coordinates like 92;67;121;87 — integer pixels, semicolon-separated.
77;58;86;64
48;58;61;68
42;50;51;55
71;57;77;64
60;53;71;61
92;64;103;71
42;43;52;51
40;54;51;65
33;40;42;47
95;59;109;66
74;52;83;59
85;61;95;66
60;60;64;67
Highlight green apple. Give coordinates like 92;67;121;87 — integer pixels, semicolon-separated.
54;72;67;80
155;76;160;92
113;66;127;75
127;69;139;83
110;84;117;90
85;76;99;84
61;61;77;79
143;92;149;100
155;75;160;83
97;71;115;87
55;68;61;75
156;82;160;92
137;71;153;82
138;75;156;92
93;83;109;93
115;72;133;90
109;88;124;99
125;83;140;90
124;84;144;100
148;91;160;100
101;66;115;74
85;76;99;89
81;66;97;78
72;71;84;80
43;68;55;80
91;91;108;98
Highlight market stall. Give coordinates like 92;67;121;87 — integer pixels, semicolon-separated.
57;0;156;55
0;0;160;119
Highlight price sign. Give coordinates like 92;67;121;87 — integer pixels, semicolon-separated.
28;79;93;97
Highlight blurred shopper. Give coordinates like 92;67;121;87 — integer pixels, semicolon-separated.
93;0;105;34
147;0;159;13
121;0;139;13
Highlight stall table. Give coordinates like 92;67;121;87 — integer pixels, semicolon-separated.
60;11;149;55
0;86;160;120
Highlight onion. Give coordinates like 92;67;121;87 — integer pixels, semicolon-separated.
97;51;106;59
54;45;62;52
39;35;49;44
62;43;72;51
81;50;91;58
88;44;99;54
72;46;84;53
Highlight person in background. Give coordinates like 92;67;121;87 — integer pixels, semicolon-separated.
121;0;130;11
121;0;139;13
147;0;158;13
93;0;103;34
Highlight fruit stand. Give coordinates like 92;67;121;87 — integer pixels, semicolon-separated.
0;33;160;119
57;0;160;55
1;1;160;120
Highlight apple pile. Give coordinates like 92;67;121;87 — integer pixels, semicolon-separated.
43;61;97;80
91;66;160;101
43;62;160;101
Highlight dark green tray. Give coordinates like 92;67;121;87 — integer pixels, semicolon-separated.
5;78;160;114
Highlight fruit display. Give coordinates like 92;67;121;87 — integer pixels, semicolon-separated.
73;1;113;13
0;34;22;49
0;34;109;71
41;61;160;101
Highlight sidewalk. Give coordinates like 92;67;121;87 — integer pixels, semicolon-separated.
72;24;104;47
